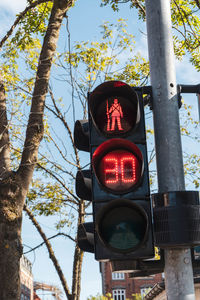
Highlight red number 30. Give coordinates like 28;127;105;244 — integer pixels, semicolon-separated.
104;154;136;184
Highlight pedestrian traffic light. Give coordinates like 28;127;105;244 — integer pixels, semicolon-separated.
87;80;154;261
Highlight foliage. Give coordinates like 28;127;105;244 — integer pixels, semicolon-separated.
24;19;151;232
101;0;200;71
1;0;199;233
10;1;53;50
0;1;199;299
63;19;149;96
101;0;146;19
0;0;76;299
132;294;142;300
87;293;113;300
1;8;199;251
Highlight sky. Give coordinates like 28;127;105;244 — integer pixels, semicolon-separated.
0;1;199;300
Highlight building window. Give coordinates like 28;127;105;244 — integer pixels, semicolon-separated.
113;289;126;300
112;272;125;280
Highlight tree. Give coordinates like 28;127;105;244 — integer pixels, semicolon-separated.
1;11;150;299
26;16;199;300
1;9;151;298
0;1;199;300
0;0;74;299
25;18;150;300
101;0;200;72
87;293;143;299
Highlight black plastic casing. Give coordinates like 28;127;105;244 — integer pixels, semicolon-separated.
88;81;154;261
153;191;200;248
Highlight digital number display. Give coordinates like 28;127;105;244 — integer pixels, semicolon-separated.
98;150;141;192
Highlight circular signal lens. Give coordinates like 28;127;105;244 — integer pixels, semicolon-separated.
95;95;138;136
89;81;140;137
97;200;148;253
98;149;141;193
92;139;143;194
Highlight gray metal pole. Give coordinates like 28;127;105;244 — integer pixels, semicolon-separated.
198;93;200;122
145;0;195;299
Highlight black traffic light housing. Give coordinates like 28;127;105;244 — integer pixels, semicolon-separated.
75;82;200;270
87;81;154;261
77;222;94;253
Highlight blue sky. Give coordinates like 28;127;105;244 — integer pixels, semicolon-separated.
0;1;199;299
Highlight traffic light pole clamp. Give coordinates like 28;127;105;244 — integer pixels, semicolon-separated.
152;191;200;248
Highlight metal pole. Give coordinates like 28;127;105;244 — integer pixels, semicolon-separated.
145;0;195;299
197;93;200;122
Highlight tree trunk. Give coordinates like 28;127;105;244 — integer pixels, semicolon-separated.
0;174;24;299
0;1;74;299
24;204;72;300
0;76;23;299
71;201;85;300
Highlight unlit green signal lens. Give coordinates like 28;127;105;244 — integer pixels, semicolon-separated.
99;205;147;252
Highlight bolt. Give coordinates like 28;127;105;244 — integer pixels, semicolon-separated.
184;257;190;264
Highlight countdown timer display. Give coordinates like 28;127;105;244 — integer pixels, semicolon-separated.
92;139;143;194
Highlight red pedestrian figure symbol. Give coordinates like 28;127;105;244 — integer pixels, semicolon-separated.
107;98;123;131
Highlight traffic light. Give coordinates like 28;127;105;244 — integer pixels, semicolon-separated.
87;80;154;261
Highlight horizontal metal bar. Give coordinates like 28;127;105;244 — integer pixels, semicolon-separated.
177;84;200;94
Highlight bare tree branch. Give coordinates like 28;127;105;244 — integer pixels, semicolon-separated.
173;0;200;50
0;78;11;178
18;0;74;190
66;15;76;123
71;201;85;300
194;0;200;9
24;204;72;300
23;232;75;254
37;161;80;203
48;86;81;169
131;0;146;17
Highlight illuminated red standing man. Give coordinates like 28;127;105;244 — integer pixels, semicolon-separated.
107;98;123;131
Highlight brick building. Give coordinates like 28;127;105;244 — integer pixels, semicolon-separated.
20;256;61;300
100;262;162;299
20;255;34;300
20;256;42;300
33;291;42;300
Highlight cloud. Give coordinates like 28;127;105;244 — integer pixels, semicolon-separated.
0;0;27;38
0;0;27;14
176;57;199;84
136;33;148;59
